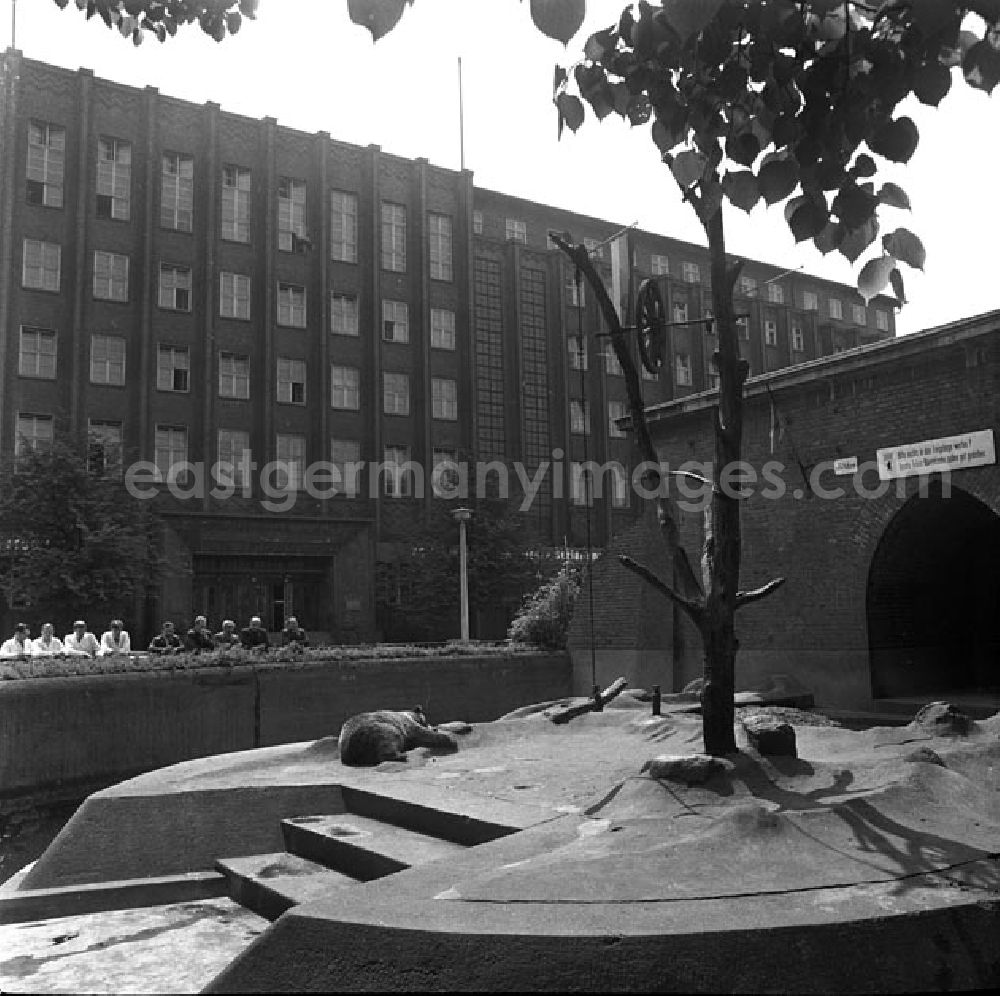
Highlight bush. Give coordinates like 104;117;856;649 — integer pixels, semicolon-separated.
507;564;581;650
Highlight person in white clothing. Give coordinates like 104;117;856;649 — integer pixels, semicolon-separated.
0;623;33;658
32;623;64;656
99;618;132;655
64;620;100;658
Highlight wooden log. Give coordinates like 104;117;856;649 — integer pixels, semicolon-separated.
549;676;629;725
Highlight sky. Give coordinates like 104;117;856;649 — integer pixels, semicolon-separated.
4;0;999;335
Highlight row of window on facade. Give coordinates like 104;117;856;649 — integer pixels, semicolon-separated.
12;413;625;508
20;239;459;346
25;122;454;277
15;328;461;418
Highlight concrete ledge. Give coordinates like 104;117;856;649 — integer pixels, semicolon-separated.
0;870;227;925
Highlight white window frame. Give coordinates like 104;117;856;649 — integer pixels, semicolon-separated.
675;352;692;386
430;308;456;350
651;253;669;276
158;263;192;312
330;189;358;263
160;152;193;232
803;290;819;311
432;447;460;493
331;364;360;410
383;444;413;498
219;271;250;320
88;419;123;478
611;464;629;508
673;300;688;323
277;356;307;405
93;250;129;302
428;212;453;281
431;377;458;420
791;324;804;352
737;314;750;340
505;218;527;243
604;344;623;376
570;399;590;435
221;165;251;243
382;299;409;343
584;237;604;260
767;282;784;304
275;433;306;491
381;201;407;272
473;210;483;235
27;120;65;208
154;424;187;482
90;334;126;385
216;429;250;489
18;327;57;379
383;372;410;416
330;292;359;336
567;273;585;307
568;336;588;371
96;136;131;221
682;261;701;284
219;351;250;399
22;239;60;292
157;344;190;393
852;303;867;325
875;309;889;331
278;176;307;252
829;297;843;320
331;438;363;497
764;318;778;347
571;461;593;507
277;282;307;328
15;413;54;456
608;400;627;438
739;275;758;297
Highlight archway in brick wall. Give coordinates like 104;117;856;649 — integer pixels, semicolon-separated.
867;481;1000;699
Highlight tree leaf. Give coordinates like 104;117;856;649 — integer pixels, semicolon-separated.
530;0;586;46
889;267;907;304
882;227;926;271
850;153;877;179
877;182;911;210
813;220;844;255
963;38;1000;94
867;116;919;163
722;170;760;213
347;0;409;42
858;254;896;304
913;60;952;106
725;131;761;168
839;216;879;263
788;195;829;243
757;156;799;204
555;92;585;135
671;149;707;188
661;0;724;45
831;181;877;229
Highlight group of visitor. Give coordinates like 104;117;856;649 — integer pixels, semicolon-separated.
1;614;309;660
0;619;131;659
146;615;309;654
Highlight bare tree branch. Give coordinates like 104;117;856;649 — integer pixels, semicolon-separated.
619;554;705;628
736;577;786;609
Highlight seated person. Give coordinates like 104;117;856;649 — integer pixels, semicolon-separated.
281;615;308;649
64;620;100;658
185;615;216;653
0;623;33;658
99;618;132;655
214;619;240;649
240;615;270;651
148;620;183;654
32;622;65;656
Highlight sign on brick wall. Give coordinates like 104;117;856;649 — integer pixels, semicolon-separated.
877;429;996;480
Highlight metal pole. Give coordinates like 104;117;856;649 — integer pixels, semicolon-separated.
457;56;465;172
459;516;469;641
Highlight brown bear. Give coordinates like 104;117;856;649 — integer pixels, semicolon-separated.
337;705;459;766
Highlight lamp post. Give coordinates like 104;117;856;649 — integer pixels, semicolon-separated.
452;507;472;642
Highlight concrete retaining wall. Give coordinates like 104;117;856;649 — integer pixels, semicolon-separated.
0;652;571;798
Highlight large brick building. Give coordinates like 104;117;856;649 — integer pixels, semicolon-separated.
0;50;897;643
569;310;998;713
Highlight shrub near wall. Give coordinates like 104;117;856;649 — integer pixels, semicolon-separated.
0;647;571;799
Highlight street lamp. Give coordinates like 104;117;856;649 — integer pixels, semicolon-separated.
452;507;472;642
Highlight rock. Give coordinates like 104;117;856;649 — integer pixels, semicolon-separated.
904;746;946;766
911;701;974;737
741;714;797;757
641;753;732;785
438;721;473;735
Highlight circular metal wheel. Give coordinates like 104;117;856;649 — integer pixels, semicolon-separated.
635;278;666;374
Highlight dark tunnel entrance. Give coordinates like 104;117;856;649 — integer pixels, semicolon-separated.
867;482;1000;699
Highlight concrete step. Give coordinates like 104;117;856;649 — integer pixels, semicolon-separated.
282;814;467;882
215;851;357;921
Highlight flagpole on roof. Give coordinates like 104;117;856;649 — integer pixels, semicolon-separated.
457;56;465;171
